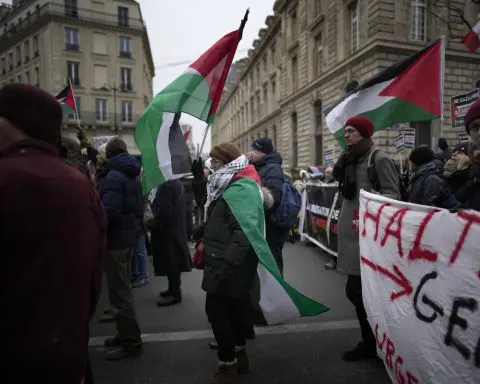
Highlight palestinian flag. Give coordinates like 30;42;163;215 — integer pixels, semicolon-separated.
55;84;76;114
462;21;480;53
135;11;249;195
325;38;444;147
223;172;328;324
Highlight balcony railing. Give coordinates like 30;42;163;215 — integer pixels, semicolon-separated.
120;82;133;91
119;51;132;59
65;43;80;51
0;2;146;51
64;111;140;127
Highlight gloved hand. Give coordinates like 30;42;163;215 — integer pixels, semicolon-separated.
191;157;204;179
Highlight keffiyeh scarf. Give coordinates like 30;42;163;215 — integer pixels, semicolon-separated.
204;154;249;219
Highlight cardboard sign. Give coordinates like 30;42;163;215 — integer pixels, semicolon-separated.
324;149;334;165
451;89;479;128
359;190;480;384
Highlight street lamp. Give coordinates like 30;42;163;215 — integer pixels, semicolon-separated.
102;82;118;134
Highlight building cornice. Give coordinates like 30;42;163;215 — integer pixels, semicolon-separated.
232;107;282;141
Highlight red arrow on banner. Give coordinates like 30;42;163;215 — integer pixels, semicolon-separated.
360;256;413;301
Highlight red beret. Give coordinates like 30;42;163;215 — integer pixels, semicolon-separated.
465;98;480;135
345;115;374;138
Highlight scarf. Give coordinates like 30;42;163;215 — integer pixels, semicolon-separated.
334;138;373;200
204;154;248;219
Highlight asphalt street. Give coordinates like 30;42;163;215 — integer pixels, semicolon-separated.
89;242;391;384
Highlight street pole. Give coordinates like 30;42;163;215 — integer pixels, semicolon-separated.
113;81;118;135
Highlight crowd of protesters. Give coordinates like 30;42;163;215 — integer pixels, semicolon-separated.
3;82;480;384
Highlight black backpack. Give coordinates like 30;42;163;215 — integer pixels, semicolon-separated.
367;149;408;201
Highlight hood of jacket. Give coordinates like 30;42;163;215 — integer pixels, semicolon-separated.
410;161;438;185
103;153;141;179
254;150;283;168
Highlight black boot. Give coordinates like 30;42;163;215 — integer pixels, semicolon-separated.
342;342;377;362
157;293;182;307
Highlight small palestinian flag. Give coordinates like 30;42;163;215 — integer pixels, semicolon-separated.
223;173;328;324
55;84;76;114
135;11;249;195
462;21;480;53
326;38;444;147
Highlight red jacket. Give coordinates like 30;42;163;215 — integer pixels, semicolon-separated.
0;140;106;383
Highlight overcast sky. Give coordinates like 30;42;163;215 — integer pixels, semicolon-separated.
140;0;274;152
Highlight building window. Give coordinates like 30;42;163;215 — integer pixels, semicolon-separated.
121;101;133;122
15;46;21;67
34;66;39;85
272;125;277;148
263;84;268;115
118;6;129;27
271;44;276;67
314;33;324;76
25;71;30;83
65;0;78;18
69;96;81;120
67;61;80;85
119;36;132;57
33;35;38;55
120;67;132;90
65;28;80;51
314;100;323;165
350;2;359;52
271;78;276;104
250;98;254;124
8;52;12;70
93;65;107;89
256;91;260;120
290;10;298;42
291;112;298;168
96;98;108;122
410;0;426;41
291;55;298;92
24;40;29;62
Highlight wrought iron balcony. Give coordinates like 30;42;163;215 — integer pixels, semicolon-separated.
64;111;141;128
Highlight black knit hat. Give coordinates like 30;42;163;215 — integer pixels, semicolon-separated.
453;144;468;155
409;145;434;167
0;84;63;145
251;137;273;154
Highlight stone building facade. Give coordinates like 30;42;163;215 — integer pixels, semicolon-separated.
0;0;154;154
211;0;480;169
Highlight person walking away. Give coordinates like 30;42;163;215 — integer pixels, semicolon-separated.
443;145;472;206
97;137;143;360
333;116;400;361
150;179;192;306
203;143;260;383
407;146;459;211
438;137;452;162
0;84;106;383
181;175;195;241
247;138;287;273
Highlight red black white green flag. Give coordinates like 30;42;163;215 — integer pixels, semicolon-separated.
325;38;445;147
55;84;77;114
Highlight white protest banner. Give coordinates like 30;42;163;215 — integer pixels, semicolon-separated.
92;135;115;149
359;190;479;384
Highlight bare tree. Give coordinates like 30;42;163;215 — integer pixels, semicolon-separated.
429;0;480;40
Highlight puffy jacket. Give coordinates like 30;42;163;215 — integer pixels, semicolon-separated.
98;153;141;249
253;151;284;213
445;167;471;205
408;162;459;211
202;198;258;299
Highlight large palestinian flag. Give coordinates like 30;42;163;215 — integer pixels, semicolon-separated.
135;11;249;195
223;170;328;324
326;38;444;147
55;84;76;114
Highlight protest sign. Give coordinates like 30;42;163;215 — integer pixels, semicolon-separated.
324;149;334;165
459;133;470;145
403;128;416;149
451;89;479;128
395;133;405;153
359;190;480;384
92;135;115;149
299;184;341;256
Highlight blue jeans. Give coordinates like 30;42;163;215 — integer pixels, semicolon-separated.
132;234;149;281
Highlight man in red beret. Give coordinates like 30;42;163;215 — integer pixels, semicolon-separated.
0;84;106;383
333;115;400;362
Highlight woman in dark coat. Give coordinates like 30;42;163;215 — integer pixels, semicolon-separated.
150;179;192;307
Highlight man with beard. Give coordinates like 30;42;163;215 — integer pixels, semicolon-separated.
333;116;400;361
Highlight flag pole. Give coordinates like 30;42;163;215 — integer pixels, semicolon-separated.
69;77;81;130
197;9;249;158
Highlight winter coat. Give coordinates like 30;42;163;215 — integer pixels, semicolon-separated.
445;167;471;205
408;162;459;211
253;151;286;247
0;140;106;383
337;147;400;276
202;197;258;298
97;153;141;250
150;179;192;276
461;163;480;211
